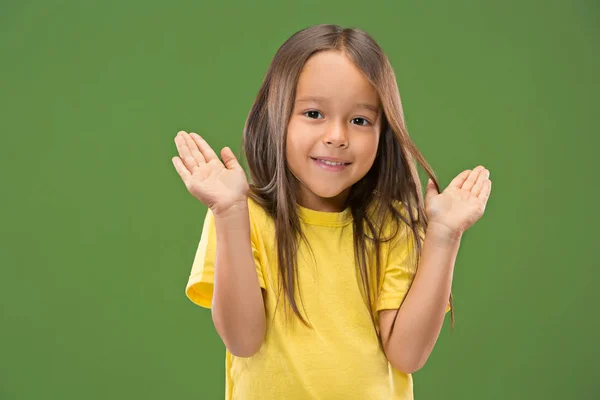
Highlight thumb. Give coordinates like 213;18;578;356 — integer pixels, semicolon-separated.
220;147;241;170
425;178;438;201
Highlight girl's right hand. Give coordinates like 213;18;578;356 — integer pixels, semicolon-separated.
172;131;249;215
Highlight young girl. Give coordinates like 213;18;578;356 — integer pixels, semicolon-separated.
172;24;491;400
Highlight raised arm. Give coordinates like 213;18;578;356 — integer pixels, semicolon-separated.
173;131;266;357
380;166;492;373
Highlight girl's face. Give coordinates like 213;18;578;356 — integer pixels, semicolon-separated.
286;50;381;212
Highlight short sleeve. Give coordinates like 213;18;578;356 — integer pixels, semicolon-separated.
185;207;266;309
376;224;451;314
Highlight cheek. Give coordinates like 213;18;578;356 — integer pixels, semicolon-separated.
355;134;380;166
285;122;309;169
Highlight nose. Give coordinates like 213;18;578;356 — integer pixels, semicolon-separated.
323;122;348;148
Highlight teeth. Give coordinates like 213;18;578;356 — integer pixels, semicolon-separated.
319;159;345;166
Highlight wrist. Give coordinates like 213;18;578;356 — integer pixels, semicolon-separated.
212;198;249;220
426;222;463;246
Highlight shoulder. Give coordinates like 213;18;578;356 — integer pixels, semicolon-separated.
390;200;421;223
201;197;272;234
246;197;275;242
364;200;417;242
247;196;271;225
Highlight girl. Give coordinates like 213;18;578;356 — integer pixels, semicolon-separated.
172;24;491;400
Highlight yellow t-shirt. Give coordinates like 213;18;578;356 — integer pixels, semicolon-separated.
185;198;448;400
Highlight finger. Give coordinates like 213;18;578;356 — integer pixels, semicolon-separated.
447;169;472;189
426;178;438;194
172;156;191;182
174;131;198;171
189;132;219;162
477;179;492;202
472;169;490;197
462;165;485;191
221;147;241;170
184;132;206;164
424;178;438;204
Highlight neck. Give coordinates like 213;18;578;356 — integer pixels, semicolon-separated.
297;188;350;212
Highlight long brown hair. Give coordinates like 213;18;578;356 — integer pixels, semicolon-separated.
242;24;454;342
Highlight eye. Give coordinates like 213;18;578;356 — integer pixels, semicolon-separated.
304;110;324;119
351;117;370;126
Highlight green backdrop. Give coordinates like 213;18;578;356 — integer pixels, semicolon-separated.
1;1;598;399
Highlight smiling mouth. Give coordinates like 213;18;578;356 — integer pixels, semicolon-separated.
310;157;351;166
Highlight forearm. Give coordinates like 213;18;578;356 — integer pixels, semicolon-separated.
211;203;266;357
386;223;461;372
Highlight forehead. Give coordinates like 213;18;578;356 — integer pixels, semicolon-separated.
295;50;379;106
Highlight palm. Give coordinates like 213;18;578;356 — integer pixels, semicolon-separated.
190;159;248;209
172;131;249;214
425;166;492;235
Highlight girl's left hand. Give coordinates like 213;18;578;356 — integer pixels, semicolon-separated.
424;165;492;238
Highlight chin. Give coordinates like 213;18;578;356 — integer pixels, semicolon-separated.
307;184;349;200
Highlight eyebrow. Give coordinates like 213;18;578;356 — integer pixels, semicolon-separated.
295;96;380;113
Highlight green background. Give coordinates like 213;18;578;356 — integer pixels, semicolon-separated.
1;0;598;399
